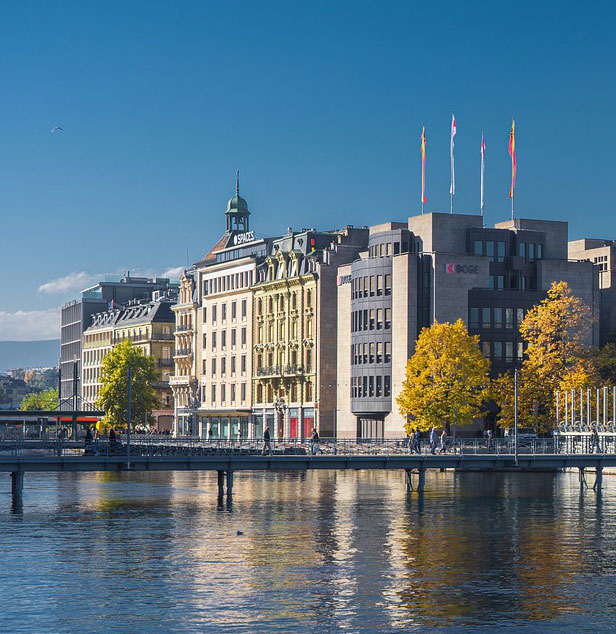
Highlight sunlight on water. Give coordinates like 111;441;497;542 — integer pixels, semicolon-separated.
1;469;615;633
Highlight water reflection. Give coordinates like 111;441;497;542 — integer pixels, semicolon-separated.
2;469;616;632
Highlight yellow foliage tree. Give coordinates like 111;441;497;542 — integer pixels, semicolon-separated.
396;319;491;433
494;281;595;432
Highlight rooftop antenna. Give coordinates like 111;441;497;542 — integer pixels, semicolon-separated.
186;247;189;270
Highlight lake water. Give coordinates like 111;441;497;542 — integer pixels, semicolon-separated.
1;469;616;633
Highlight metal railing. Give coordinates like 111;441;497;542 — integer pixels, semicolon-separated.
2;435;616;459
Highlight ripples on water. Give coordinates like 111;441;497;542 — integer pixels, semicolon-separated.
1;470;616;633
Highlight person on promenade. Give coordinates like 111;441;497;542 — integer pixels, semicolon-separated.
430;426;437;454
84;426;93;455
310;427;320;455
262;424;272;456
208;426;213;441
414;428;422;453
590;425;601;454
439;429;447;454
109;427;117;451
486;429;493;452
407;430;414;454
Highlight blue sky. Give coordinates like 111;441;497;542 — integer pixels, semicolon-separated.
0;0;614;340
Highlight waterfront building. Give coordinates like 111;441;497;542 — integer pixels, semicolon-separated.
60;274;178;409
251;226;369;439
82;292;177;430
171;181;273;437
568;238;616;345
337;213;599;439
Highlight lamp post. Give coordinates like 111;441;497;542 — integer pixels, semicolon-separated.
514;366;519;466
274;397;287;439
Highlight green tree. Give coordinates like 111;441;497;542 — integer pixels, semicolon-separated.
588;342;616;384
96;340;160;429
21;388;58;410
396;319;491;433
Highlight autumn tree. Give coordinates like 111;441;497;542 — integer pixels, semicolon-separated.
396;319;491;433
21;388;58;411
96;340;160;430
494;281;595;431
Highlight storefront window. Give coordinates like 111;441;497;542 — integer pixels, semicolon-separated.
211;416;219;438
221;416;229;439
303;408;315;439
231;416;239;439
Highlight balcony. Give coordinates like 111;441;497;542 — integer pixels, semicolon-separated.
174;348;192;358
169;375;191;386
257;365;282;377
283;364;304;375
175;324;193;333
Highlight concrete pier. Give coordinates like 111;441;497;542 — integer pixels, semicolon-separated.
11;471;23;507
226;470;234;499
217;470;225;501
418;467;426;493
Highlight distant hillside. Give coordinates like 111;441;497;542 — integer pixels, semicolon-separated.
0;340;60;371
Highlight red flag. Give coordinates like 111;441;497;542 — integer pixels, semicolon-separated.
508;120;516;198
421;126;427;204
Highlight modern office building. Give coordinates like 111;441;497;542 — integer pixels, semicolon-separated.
171;181;273;437
60;275;178;409
251;226;369;439
82;291;177;430
568;238;616;345
337;213;599;439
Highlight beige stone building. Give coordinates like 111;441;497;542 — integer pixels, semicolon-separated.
82;293;177;430
251;226;368;439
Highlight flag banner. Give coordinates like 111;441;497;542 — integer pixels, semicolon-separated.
508;119;516;198
450;113;456;196
481;131;486;212
421;126;427;204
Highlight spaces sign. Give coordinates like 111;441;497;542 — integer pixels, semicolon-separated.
233;231;256;245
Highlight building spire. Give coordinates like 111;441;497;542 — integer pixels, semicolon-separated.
235;169;239;196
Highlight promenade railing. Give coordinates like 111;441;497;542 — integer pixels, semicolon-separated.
2;434;616;459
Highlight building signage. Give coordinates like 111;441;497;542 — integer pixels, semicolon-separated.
446;263;479;274
233;231;256;245
337;274;352;285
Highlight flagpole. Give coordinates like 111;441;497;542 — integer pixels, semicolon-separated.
511;189;514;221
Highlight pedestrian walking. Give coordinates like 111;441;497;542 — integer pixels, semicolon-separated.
414;428;421;453
430;426;437;454
439;429;447;454
310;427;320;455
407;430;414;454
486;428;493;452
262;424;272;456
590;425;601;454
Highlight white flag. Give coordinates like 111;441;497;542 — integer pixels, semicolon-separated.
450;113;456;196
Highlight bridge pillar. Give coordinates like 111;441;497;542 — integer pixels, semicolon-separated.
405;469;413;493
226;470;234;499
594;466;603;492
217;470;225;501
418;467;426;494
579;467;587;489
11;471;24;507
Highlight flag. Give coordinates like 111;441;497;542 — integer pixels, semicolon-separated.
421;126;427;204
480;131;486;212
450;113;456;196
508;119;516;198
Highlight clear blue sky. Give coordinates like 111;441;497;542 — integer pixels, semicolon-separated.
1;0;614;340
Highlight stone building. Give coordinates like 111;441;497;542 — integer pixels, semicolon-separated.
251;226;369;439
82;292;177;430
337;213;599;439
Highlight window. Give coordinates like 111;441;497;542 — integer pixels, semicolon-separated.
241;355;246;374
506;342;514;362
489;275;495;289
505;308;514;329
517;308;524;327
384;375;391;397
517;341;524;361
537;244;543;259
211;384;216;403
376;309;383;330
482;307;491;328
231;329;236;348
222;303;227;322
369;309;375;330
221;357;226;375
212;305;217;324
370;276;375;296
241;327;246;347
493;342;502;359
376;375;382;397
202;334;207;348
241;383;246;402
221;384;226;403
363;343;368;364
212;332;217;351
231;301;237;321
384;274;392;296
231;383;236;402
241;299;247;319
497;275;505;290
202;307;207;323
376;342;383;364
470;307;479;329
376;276;383;296
497;241;506;262
363;277;368;297
494;308;503;328
486;241;495;261
528;243;535;260
231;356;236;375
369;342;375;364
518;242;526;258
394;242;400;255
474;240;483;256
482;341;491;357
384;342;391;363
369;376;374;397
384;308;391;329
221;330;227;350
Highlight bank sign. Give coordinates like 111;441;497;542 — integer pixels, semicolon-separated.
233;231;256;245
446;263;479;274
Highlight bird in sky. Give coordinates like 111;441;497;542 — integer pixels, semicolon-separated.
51;126;64;134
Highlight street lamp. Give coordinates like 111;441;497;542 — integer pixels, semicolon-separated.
274;397;287;439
